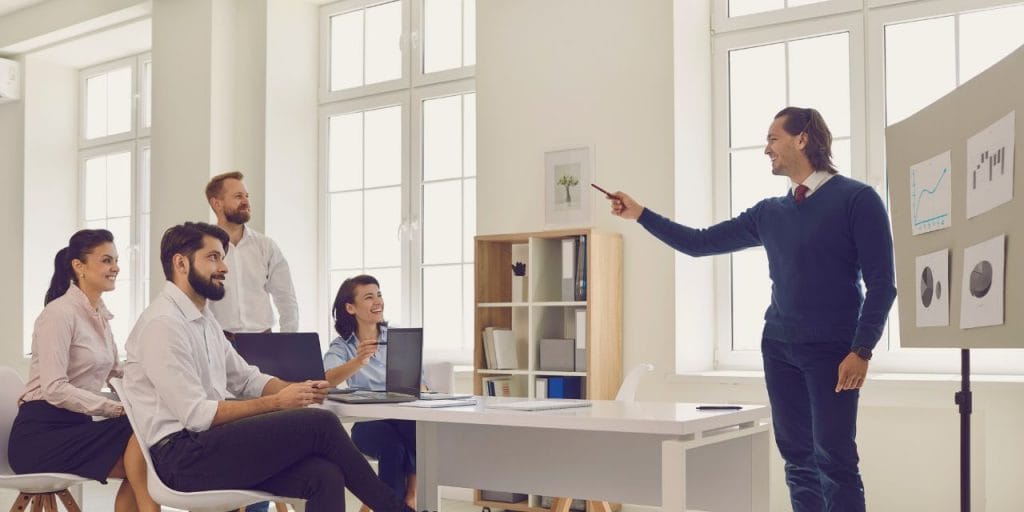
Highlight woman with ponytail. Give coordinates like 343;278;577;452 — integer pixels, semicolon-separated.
9;229;159;511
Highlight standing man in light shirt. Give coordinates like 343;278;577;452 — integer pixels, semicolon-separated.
206;171;298;341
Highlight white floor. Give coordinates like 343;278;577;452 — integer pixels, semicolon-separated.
0;484;660;511
0;484;483;511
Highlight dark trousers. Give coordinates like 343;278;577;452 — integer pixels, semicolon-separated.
762;338;866;512
352;420;416;499
150;408;412;512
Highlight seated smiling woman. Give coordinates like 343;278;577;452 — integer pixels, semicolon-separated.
8;229;158;512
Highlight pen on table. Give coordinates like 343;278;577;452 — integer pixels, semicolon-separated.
696;405;743;411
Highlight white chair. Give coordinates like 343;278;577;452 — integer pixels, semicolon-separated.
423;361;455;393
550;363;656;512
614;363;655;402
0;366;89;512
109;378;303;512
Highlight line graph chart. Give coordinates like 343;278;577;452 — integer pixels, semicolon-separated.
910;151;952;236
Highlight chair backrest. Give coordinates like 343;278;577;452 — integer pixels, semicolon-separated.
108;379;169;499
615;363;654;402
0;367;25;475
423;361;454;394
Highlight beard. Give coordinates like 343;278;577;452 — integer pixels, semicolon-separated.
188;264;226;301
224;207;250;224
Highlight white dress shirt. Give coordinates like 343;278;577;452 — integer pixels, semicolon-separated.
123;282;273;447
790;169;835;199
209;226;298;333
19;284;123;417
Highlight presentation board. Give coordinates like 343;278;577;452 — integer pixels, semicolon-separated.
886;45;1023;348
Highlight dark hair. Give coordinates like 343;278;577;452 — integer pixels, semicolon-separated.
774;107;838;174
205;171;245;200
332;274;386;339
45;229;114;305
159;222;230;281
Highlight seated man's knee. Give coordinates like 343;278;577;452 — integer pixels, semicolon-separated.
297;457;346;499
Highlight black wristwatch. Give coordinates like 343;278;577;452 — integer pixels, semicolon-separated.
850;346;872;361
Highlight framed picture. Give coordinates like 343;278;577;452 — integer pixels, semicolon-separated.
544;146;592;226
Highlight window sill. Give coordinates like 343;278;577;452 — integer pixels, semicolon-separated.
672;370;1024;384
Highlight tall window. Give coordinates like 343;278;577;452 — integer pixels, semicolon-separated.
79;54;151;349
320;0;476;361
709;0;1024;373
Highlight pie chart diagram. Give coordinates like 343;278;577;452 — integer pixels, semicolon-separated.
920;267;934;308
970;261;993;298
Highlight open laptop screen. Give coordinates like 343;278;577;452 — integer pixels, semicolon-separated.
233;332;325;383
385;328;423;397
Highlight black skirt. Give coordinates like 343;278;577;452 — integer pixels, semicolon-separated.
8;400;132;483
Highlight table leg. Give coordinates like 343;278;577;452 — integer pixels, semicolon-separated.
415;422;439;512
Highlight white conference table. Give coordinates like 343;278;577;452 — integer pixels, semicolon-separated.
323;397;770;512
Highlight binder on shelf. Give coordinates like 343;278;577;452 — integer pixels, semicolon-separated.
561;238;575;301
546;376;582;399
575;235;588;301
535;377;548;399
574;309;587;371
491;329;519;370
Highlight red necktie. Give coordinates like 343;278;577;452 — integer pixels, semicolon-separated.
795;184;809;204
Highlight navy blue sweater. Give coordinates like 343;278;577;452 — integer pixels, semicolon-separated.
639;175;897;349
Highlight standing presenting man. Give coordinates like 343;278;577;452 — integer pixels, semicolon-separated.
206;171;297;512
206;171;298;339
606;107;896;511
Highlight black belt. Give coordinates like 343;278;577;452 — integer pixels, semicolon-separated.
223;328;272;342
151;433;176;454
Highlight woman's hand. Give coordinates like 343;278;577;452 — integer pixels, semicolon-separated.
356;339;379;365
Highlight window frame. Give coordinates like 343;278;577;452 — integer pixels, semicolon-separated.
706;0;1024;374
317;91;413;340
410;78;476;362
319;0;476;363
319;0;413;104
77;53;151;354
78;56;138;149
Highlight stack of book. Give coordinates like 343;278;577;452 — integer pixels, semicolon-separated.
482;376;522;396
481;327;519;369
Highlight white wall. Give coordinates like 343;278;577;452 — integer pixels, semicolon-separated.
21;55;78;353
476;0;677;376
0;58;26;376
263;0;318;333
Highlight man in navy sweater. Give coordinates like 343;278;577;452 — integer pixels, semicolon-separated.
607;107;896;511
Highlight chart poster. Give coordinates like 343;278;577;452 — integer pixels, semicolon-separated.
966;112;1015;219
910;151;952;236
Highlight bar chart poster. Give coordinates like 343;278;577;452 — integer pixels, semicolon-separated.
966;111;1015;219
910;151;952;235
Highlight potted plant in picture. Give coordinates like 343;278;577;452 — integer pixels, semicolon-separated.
511;261;527;302
556;173;580;205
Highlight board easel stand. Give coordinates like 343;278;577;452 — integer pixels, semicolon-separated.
954;348;971;512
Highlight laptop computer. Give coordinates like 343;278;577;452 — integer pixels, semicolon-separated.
232;332;351;395
328;328;423;404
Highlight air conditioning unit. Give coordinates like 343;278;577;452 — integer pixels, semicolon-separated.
0;58;21;103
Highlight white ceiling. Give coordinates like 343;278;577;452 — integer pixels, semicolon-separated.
0;0;46;18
